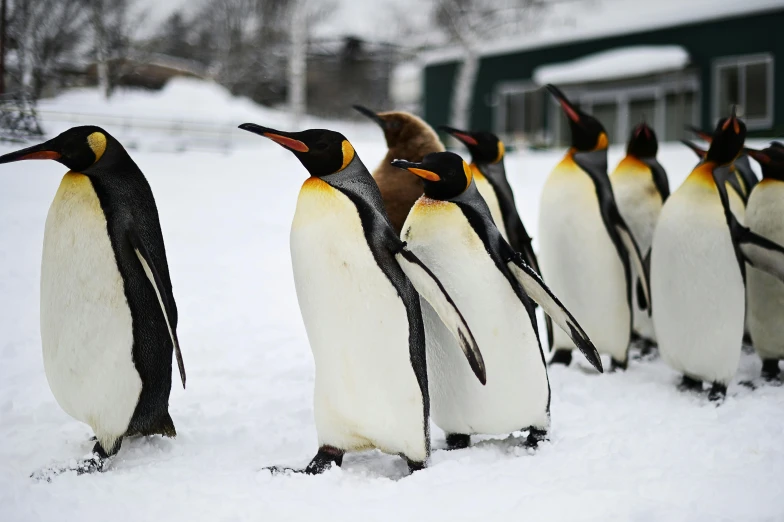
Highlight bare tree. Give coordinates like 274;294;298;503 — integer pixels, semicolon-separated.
7;0;89;98
89;0;144;99
434;0;552;130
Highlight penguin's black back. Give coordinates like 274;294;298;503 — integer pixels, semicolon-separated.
85;141;177;437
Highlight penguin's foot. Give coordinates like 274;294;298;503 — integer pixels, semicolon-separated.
708;383;727;403
303;446;344;475
549;349;572;366
610;358;628;372
639;339;657;358
523;427;548;449
741;334;754;353
761;359;781;382
30;452;110;482
405;458;425;474
445;433;470;450
678;375;703;392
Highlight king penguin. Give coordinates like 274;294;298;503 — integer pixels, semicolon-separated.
393;152;602;450
651;112;784;401
610;122;669;352
0;126;185;477
744;143;784;381
687;124;759;200
538;85;650;371
239;123;484;474
438;125;552;347
353;105;445;233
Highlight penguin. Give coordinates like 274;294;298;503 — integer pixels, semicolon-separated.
353;105;445;233
651;112;784;401
438;125;553;348
538;84;650;371
239;123;484;474
0;126;185;477
393;151;602;450
687;124;759;200
610;122;669;352
743;143;784;381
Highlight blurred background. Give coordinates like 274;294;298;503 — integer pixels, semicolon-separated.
1;0;782;152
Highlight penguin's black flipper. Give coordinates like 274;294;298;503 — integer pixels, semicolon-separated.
614;217;651;315
734;155;759;195
506;254;603;373
734;224;784;283
641;157;670;202
127;227;186;389
681;140;707;160
395;248;486;384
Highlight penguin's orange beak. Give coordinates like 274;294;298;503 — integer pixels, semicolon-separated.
546;84;581;124
0;143;61;164
722;107;741;134
390;159;441;181
438;125;478;146
239;123;309;152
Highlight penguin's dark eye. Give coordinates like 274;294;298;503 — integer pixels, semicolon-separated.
313;142;329;151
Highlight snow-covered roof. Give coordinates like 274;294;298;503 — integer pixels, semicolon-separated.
423;0;783;65
532;46;690;85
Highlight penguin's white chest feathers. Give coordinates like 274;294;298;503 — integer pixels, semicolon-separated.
290;177;426;461
746;180;784;360
651;168;745;384
403;198;549;435
538;157;629;361
40;173;141;444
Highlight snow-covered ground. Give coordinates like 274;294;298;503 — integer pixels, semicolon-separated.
2;86;783;520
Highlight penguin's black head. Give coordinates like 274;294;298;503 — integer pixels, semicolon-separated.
239;123;355;178
706;107;746;165
438;125;505;165
546;84;608;152
746;142;784;182
0;125;113;172
627;122;658;158
391;152;472;201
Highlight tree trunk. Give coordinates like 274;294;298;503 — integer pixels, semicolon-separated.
449;45;479;131
0;0;7;95
288;0;307;128
91;0;111;99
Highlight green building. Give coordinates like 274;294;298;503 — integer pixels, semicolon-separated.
422;2;783;147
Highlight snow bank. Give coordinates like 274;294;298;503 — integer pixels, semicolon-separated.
533;46;690;85
1;138;782;520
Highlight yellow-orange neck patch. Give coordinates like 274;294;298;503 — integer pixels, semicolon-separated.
594;133;609;151
87;132;107;163
340;140;355;171
463;160;473;190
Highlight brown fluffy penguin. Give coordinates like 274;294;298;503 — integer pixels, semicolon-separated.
353;105;445;233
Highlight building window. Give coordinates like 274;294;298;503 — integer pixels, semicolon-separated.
713;54;774;129
495;84;546;147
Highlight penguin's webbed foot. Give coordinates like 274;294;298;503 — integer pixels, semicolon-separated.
523;427;548;450
761;359;781;382
405;458;426;474
678;375;703;393
549;349;572;367
445;433;470;450
708;383;727;403
30;452;110;482
610;358;628;372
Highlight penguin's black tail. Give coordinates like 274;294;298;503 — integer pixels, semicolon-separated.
153;412;177;438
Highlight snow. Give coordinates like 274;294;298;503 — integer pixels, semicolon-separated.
2;83;784;519
533;46;690;86
422;0;784;64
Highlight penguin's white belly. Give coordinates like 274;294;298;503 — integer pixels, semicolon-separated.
746;181;784;360
40;173;141;445
474;174;508;240
403;199;549;435
611;166;662;341
290;178;426;461
538;162;629;361
651;177;745;385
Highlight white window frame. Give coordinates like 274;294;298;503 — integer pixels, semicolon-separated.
712;53;774;130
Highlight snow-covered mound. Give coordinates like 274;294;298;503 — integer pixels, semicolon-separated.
1;138;782;520
35;78;373;152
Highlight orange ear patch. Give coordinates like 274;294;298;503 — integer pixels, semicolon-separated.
463;161;473;189
340;140;355;170
264;133;309;152
595;133;609;151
